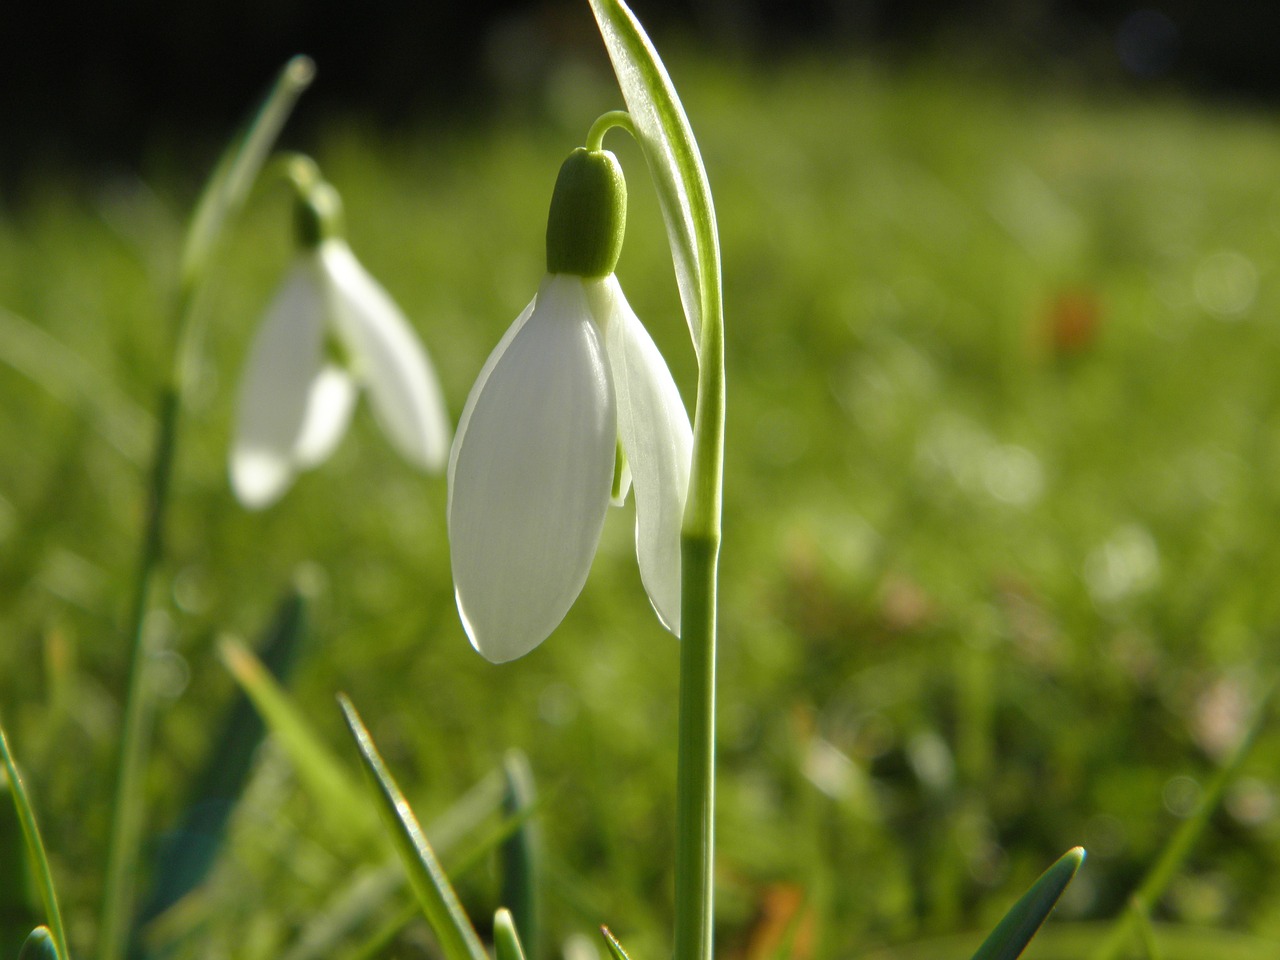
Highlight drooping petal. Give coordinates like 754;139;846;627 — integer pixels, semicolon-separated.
293;364;358;469
447;292;537;514
448;275;616;663
230;256;328;509
320;240;452;472
598;276;692;634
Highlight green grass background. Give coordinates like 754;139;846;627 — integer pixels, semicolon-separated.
3;48;1280;958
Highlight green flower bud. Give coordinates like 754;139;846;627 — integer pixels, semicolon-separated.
294;180;345;249
545;147;627;278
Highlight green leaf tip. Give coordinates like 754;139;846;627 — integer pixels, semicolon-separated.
18;927;59;960
338;694;489;960
588;0;720;355
969;846;1085;960
600;926;633;960
1;725;69;960
494;908;529;960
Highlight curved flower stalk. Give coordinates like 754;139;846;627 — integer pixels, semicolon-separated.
230;176;451;508
448;145;692;664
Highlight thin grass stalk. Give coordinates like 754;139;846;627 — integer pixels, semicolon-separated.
1;725;70;960
96;58;313;960
1091;681;1275;960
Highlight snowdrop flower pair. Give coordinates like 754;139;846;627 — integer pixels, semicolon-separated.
230;178;451;509
448;146;693;663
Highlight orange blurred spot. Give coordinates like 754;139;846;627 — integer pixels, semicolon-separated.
1044;288;1102;357
744;883;816;960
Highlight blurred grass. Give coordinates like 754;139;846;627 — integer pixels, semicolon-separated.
3;49;1280;958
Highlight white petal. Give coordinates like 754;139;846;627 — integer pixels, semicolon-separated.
230;257;327;510
600;276;692;635
293;365;358;468
447;292;537;514
448;275;616;663
320;241;452;472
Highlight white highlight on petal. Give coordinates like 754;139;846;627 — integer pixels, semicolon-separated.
321;241;451;472
449;275;617;663
293;364;358;468
230;256;327;510
597;276;692;634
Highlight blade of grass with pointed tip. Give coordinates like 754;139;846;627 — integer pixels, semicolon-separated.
337;695;488;960
2;778;38;957
495;908;528;960
178;55;315;299
1092;679;1275;960
588;0;721;358
969;847;1085;960
501;750;540;960
601;926;633;960
135;587;307;940
0;726;69;960
284;770;510;960
219;638;373;840
19;926;60;960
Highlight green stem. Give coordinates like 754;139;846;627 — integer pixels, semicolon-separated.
96;386;179;960
96;58;314;960
587;111;636;153
674;132;726;960
674;533;720;960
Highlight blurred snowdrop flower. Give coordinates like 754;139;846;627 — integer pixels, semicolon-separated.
448;147;692;663
231;180;450;509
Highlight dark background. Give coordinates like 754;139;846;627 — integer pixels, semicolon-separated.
4;1;1280;185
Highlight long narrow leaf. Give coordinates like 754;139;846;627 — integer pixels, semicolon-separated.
219;638;373;839
0;725;69;960
501;750;540;960
969;847;1085;960
337;695;488;960
588;0;721;356
284;768;508;960
179;55;315;297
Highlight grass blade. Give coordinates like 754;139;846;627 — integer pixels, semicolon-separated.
600;926;633;960
969;847;1085;960
1092;680;1276;960
501;750;540;960
494;908;528;960
178;55;315;299
218;638;373;840
0;724;69;960
337;695;488;960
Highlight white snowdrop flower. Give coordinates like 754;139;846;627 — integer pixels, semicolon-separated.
231;181;451;509
448;147;692;663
